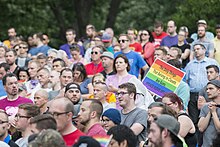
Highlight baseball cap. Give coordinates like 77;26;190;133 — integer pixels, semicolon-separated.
102;32;111;42
65;82;81;93
100;51;114;60
207;80;220;88
154;114;183;144
102;108;121;124
197;20;207;25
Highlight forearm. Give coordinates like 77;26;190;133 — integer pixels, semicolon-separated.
212;111;220;132
198;112;211;132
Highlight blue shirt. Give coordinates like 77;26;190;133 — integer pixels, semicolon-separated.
0;80;7;98
28;45;50;56
114;51;147;78
185;57;219;92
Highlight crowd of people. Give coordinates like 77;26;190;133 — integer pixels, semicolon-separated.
0;19;220;147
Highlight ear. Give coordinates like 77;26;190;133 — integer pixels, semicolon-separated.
90;111;97;119
6;123;11;130
119;140;128;147
129;93;135;100
162;128;170;138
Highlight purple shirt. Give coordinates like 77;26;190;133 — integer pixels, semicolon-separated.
60;44;85;59
0;96;33;116
160;35;178;48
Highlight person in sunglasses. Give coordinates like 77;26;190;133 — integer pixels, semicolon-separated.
114;34;149;78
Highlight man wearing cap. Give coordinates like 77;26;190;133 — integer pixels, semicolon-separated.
100;51;115;78
191;20;214;42
198;80;220;147
148;114;184;147
190;25;214;60
185;43;219;126
101;32;114;54
64;82;83;117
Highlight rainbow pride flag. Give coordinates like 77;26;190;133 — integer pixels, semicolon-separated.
143;58;185;97
93;135;112;147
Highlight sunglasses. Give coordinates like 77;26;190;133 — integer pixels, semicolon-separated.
118;40;128;43
91;51;99;55
141;33;149;36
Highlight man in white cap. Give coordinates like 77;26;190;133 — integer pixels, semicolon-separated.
100;51;115;78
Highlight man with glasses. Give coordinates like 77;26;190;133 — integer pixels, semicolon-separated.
115;34;148;78
16;41;31;68
85;46;104;77
117;82;147;146
0;110;18;147
48;97;84;146
15;103;40;147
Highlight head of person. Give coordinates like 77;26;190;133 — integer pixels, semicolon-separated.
107;125;137;147
0;110;10;140
179;26;189;37
18;41;29;55
167;20;177;35
37;68;50;87
0;45;7;58
197;26;206;38
127;28;137;41
166;47;182;61
162;92;183;112
49;70;60;87
216;24;220;39
154;47;168;61
113;44;121;53
52;58;66;72
42;33;50;45
72;63;87;82
167;59;182;69
66;29;76;43
15;104;40;132
91;45;104;62
64;82;82;104
154;21;164;36
37;54;48;68
148;114;182;147
70;44;81;60
100;51;114;70
29;114;57;134
102;32;112;47
27;34;35;48
0;63;10;80
177;30;186;42
28;60;40;79
33;32;44;45
117;82;136;108
206;65;219;81
147;102;177;125
92;73;105;86
8;28;17;38
118;34;131;50
5;49;17;66
86;24;96;38
34;89;48;110
206;80;220;100
59;68;73;87
48;97;75;134
197;20;207;28
101;108;121;131
2;73;19;96
140;29;154;43
78;99;103;126
17;67;30;82
93;82;108;101
113;54;130;73
47;49;58;64
28;129;66;147
193;43;206;59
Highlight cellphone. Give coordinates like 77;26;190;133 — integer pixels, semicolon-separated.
215;104;220;108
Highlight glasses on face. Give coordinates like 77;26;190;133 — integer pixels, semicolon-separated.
178;34;185;37
141;33;149;36
48;111;70;118
15;114;31;120
91;51;99;55
118;40;128;43
115;91;129;97
20;46;28;49
0;120;8;124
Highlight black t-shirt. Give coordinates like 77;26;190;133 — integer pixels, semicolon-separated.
172;44;190;68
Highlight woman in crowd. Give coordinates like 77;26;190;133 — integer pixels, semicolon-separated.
162;92;197;147
72;62;93;99
140;29;155;66
69;43;87;67
101;108;121;131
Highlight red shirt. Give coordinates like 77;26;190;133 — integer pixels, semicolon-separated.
86;123;107;137
85;62;104;76
63;129;85;146
152;32;168;48
129;42;142;53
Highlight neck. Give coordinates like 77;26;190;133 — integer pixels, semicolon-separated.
37;42;44;47
199;36;205;41
122;103;136;114
130;39;135;44
30;77;38;80
40;105;48;114
61;123;77;136
68;40;75;45
10;63;17;72
141;40;148;45
178;40;184;45
170;32;177;37
93;60;101;65
53;82;61;91
84;119;99;133
196;55;205;61
22;128;31;138
42;83;49;89
214;97;220;104
163;138;175;147
122;47;131;53
117;70;128;76
19;53;27;58
7;94;18;101
104;67;113;74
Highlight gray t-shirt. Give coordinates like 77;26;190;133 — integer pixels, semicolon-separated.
121;107;147;146
199;104;220;147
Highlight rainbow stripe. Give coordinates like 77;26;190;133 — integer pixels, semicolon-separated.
93;135;112;147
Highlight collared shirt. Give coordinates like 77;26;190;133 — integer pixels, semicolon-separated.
185;57;219;92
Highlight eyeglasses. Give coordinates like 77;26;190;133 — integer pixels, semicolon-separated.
91;51;99;55
20;46;28;49
115;91;129;97
48;111;70;117
0;120;8;124
141;33;149;36
15;114;31;120
118;40;128;43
